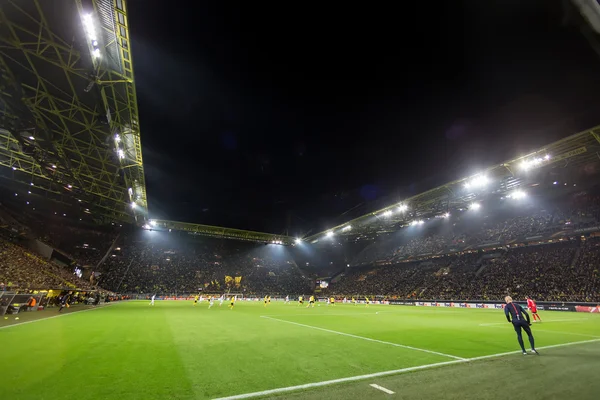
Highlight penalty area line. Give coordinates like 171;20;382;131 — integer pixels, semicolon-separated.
0;303;116;330
212;338;600;400
260;315;465;360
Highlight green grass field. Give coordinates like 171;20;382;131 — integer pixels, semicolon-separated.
1;300;599;400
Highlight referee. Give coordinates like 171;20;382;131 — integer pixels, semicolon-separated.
504;296;539;355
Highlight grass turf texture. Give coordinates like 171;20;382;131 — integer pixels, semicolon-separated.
1;301;599;400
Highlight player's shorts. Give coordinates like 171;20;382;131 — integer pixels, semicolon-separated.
230;302;234;306
264;301;267;304
299;301;303;304
194;301;197;304
530;308;538;313
310;301;314;304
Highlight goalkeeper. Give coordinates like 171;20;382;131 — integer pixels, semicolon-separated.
504;296;538;355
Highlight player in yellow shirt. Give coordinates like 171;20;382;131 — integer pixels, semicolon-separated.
365;296;370;307
229;296;236;310
298;296;304;306
330;297;335;306
307;295;315;308
264;295;269;307
352;297;357;305
193;295;199;306
268;295;271;305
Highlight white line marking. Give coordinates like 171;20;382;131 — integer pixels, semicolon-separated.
479;318;588;326
212;338;600;400
370;384;395;394
261;316;465;360
0;304;115;330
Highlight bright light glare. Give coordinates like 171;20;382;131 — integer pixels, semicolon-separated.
509;190;526;200
149;220;156;226
520;155;550;171
326;231;334;237
398;204;408;212
342;225;352;232
143;224;151;230
92;48;101;58
470;202;481;210
117;149;125;159
382;210;392;218
29;136;35;140
115;134;121;143
465;175;489;189
131;201;137;209
82;14;97;42
443;212;450;218
295;238;302;244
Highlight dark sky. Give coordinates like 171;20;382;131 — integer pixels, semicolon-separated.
128;0;600;236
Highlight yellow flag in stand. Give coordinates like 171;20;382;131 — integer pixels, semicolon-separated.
225;276;233;287
234;276;242;288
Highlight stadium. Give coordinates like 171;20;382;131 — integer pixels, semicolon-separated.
1;1;600;399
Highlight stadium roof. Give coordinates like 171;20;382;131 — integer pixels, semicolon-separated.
0;0;146;224
306;125;600;243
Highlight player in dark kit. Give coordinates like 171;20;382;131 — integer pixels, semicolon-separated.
504;296;539;355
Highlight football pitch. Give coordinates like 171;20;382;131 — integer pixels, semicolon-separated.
1;300;599;400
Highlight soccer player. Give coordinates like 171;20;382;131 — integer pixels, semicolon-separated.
365;296;370;307
298;296;304;306
264;295;269;307
229;296;236;310
285;295;290;304
504;296;539;355
193;294;199;306
268;295;271;305
58;293;71;312
352;297;357;306
219;294;224;307
307;295;315;308
330;297;335;306
526;296;541;322
149;294;156;306
208;296;214;309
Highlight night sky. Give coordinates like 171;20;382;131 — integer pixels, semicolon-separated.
128;0;600;236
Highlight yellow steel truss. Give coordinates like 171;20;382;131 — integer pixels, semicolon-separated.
0;0;146;223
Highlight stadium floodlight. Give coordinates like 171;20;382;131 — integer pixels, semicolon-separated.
67;184;72;188
465;175;489;189
82;14;97;42
143;224;151;230
28;136;34;140
11;166;16;170
131;201;137;209
295;238;302;244
382;210;393;218
397;204;408;212
470;202;481;210
51;164;57;169
520;154;550;171
418;220;424;225
342;225;352;232
149;220;156;226
92;48;101;58
117;149;125;159
326;231;334;238
115;134;121;143
443;212;450;218
508;190;526;200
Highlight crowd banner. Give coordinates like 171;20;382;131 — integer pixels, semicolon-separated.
387;299;598;312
